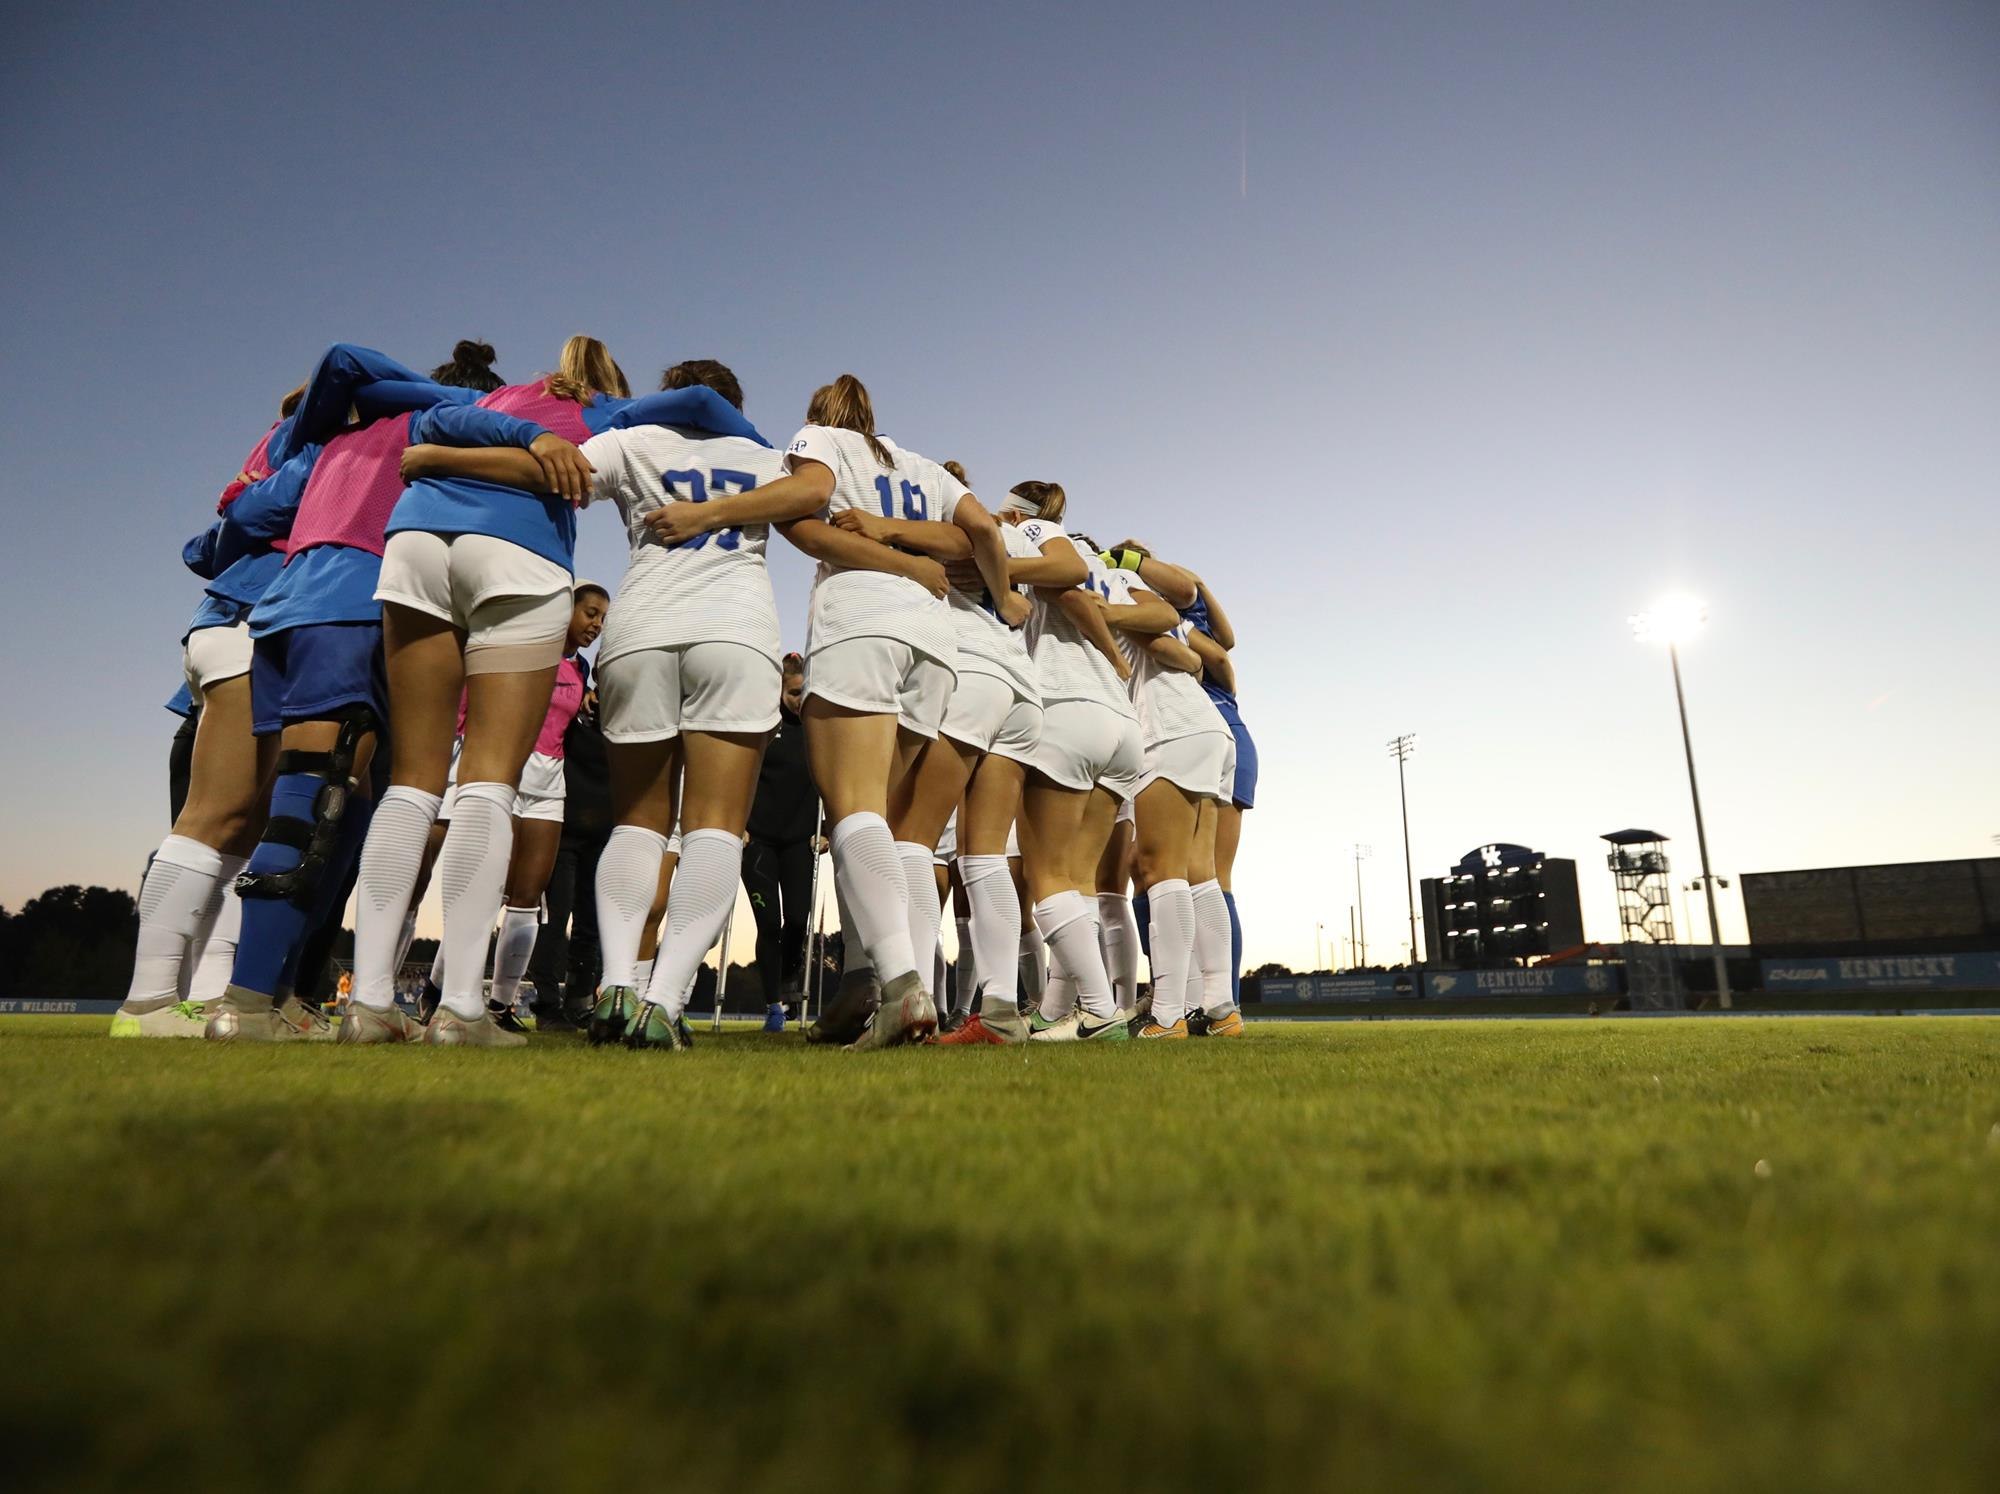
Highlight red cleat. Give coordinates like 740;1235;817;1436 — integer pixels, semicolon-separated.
932;1013;1010;1045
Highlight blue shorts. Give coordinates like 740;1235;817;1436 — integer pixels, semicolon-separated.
250;622;387;737
1226;714;1258;808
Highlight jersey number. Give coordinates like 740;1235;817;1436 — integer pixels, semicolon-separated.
873;474;928;521
661;468;759;549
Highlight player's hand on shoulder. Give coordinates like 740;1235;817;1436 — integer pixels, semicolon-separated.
529;432;594;505
644;501;710;547
831;509;889;542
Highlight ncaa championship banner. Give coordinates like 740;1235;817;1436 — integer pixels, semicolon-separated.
1759;952;2000;993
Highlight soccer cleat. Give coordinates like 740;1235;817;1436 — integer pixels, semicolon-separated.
761;1003;787;1034
276;996;336;1041
1133;1017;1189;1040
489;1002;532;1036
1029;1012;1081;1043
932;1012;1009;1045
204;986;285;1042
624;1001;692;1052
937;1009;970;1036
417;977;443;1025
674;1014;696;1049
1077;1010;1132;1042
1027;1009;1074;1038
1184;1007;1212;1038
806;970;880;1046
1201;1007;1246;1038
423;1008;528;1048
531;995;581;1034
336;1002;426;1045
588;985;639;1047
109;1000;207;1039
846;971;936;1051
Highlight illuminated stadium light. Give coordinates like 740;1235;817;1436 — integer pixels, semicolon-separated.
1629;593;1708;646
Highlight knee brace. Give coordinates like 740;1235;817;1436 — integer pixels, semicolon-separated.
236;708;375;906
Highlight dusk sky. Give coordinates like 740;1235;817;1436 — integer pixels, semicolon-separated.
2;1;1995;969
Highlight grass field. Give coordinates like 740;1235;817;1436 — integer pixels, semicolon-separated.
4;1015;1997;1492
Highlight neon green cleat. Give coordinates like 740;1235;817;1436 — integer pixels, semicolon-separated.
109;1000;207;1039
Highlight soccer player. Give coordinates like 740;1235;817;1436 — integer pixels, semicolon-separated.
772;375;1016;1049
1096;548;1236;1039
205;341;512;1043
935;482;1133;1043
112;383;305;1037
825;462;1085;1044
1178;575;1254;1026
741;653;821;1032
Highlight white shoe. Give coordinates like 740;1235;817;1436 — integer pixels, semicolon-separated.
109;1000;208;1039
1029;1012;1081;1042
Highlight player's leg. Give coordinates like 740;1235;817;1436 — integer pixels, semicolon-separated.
887;727;977;1009
1096;803;1142;1015
589;646;681;1039
1131;776;1200;1038
490;814;560;1020
1031;783;1123;1039
742;837;787;1021
117;660;272;1036
351;599;460;1016
939;749;1030;1045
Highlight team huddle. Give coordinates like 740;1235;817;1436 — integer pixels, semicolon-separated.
115;336;1258;1050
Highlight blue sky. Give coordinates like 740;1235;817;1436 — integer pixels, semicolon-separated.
2;1;1995;967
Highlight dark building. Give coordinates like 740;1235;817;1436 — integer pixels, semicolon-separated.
1741;857;2000;954
1420;844;1586;969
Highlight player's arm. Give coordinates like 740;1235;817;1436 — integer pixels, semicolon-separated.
401;444;549;490
1149;635;1204;675
1194;578;1236;650
1106;542;1198;609
1189;628;1236;694
830;509;973;559
408;403;593;504
953;495;1026;625
1010;537;1089;590
778;516;949;597
647;460;835;547
1054;589;1132;681
1103;584;1182;637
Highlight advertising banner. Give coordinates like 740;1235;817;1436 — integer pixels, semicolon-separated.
1258;973;1418;1003
1759;952;2000;993
1421;966;1621;998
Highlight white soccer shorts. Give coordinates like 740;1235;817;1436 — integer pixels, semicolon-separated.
376;531;572;674
939;671;1042;764
804;636;954;737
183;619;254;695
597;641;781;744
1136;729;1233;802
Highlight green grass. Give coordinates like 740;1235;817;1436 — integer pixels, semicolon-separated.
4;1016;1997;1493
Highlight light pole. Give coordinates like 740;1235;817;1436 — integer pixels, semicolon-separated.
1352;845;1371;965
1630;595;1731;1009
1315;921;1325;972
1387;735;1421;966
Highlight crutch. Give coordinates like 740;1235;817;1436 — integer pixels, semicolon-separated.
801;834;826;1025
710;902;736;1032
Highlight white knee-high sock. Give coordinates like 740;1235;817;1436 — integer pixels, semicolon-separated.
185;854;248;1004
428;941;447;989
952;916;976;1015
1144;879;1196;1026
1042;972;1076;1020
596;825;667;989
1018;926;1047;1008
896;842;941;994
1097;892;1141;1010
125;835;225;1010
1191;880;1234;1015
634;958;654;995
1034;890;1116;1021
835;874;873;976
353;786;441;1009
830;813;915;983
958;856;1020;1014
489;905;540;1009
437;783;515;1021
646;829;742;1019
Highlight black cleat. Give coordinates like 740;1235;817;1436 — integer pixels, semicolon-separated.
589;985;638;1047
624;1001;692;1051
417;977;443;1025
805;970;880;1046
488;1002;531;1036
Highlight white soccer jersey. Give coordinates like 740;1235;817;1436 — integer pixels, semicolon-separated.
946;518;1041;704
1016;519;1134;717
1101;569;1230;746
788;426;961;667
579;425;790;667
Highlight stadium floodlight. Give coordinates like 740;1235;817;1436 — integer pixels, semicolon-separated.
1630;596;1731;1008
1352;844;1372;965
1628;592;1708;646
1387;735;1422;966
